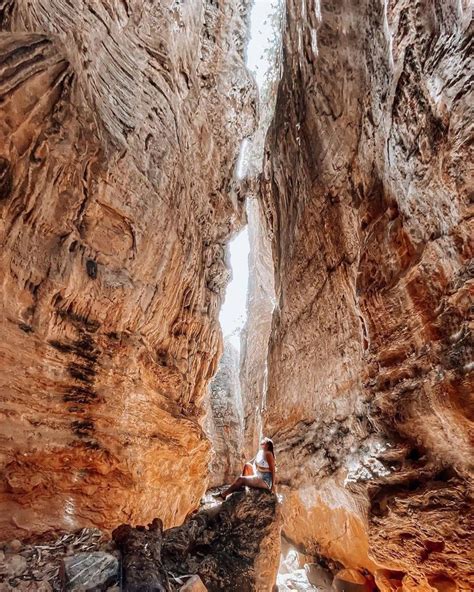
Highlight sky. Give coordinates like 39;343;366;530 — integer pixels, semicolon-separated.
219;228;250;349
218;1;276;348
246;0;276;87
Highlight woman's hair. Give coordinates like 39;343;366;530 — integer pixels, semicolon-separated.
262;437;275;457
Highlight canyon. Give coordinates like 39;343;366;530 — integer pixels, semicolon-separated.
0;0;472;591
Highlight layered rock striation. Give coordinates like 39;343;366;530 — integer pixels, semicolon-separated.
204;339;244;487
240;198;276;459
0;1;256;538
261;0;473;590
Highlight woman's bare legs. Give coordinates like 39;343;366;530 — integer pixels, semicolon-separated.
222;474;270;498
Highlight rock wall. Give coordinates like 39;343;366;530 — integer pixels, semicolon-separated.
0;0;255;539
204;339;244;487
240;198;275;458
261;1;473;590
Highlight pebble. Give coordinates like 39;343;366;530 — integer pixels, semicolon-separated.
5;540;22;554
179;575;208;591
2;553;28;577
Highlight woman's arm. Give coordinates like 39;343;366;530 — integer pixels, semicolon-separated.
266;451;276;493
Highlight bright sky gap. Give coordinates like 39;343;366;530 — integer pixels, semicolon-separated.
219;1;276;349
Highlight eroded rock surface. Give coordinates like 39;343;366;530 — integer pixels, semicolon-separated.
261;1;473;590
240;198;275;458
204;339;244;488
162;489;281;592
0;1;255;538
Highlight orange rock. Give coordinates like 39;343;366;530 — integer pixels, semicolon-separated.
334;569;372;592
256;0;473;590
0;1;256;539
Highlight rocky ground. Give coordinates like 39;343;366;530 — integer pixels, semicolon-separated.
0;527;115;591
0;489;281;592
0;487;379;591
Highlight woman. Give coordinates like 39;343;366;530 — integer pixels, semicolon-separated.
219;437;276;499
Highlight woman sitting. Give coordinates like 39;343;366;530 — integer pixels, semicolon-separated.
219;437;276;499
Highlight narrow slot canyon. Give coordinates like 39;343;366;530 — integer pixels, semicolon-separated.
0;1;472;592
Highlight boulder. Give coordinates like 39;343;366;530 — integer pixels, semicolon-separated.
179;576;208;592
60;551;119;591
162;489;281;592
111;489;280;591
112;518;169;592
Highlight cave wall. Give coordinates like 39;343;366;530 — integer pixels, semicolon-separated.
240;198;275;458
205;338;245;487
261;0;472;590
0;0;255;538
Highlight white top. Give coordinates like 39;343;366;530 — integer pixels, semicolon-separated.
255;449;269;469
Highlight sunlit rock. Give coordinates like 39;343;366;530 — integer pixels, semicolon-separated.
0;1;256;538
259;0;473;590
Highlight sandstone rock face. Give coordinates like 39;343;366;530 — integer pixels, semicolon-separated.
204;339;244;487
261;1;473;590
0;1;255;538
240;198;275;458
